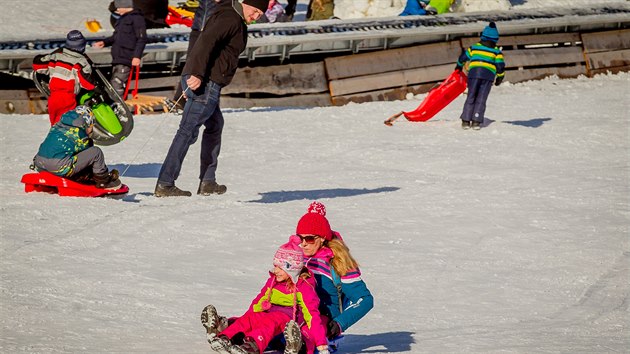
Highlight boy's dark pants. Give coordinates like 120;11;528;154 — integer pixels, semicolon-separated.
460;78;493;123
110;64;131;97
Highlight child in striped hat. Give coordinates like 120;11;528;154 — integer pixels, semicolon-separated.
456;22;506;130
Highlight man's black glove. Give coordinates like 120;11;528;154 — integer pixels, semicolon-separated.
454;64;462;72
327;320;341;338
494;76;504;86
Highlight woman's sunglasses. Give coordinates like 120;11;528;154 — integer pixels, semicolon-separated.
298;235;320;244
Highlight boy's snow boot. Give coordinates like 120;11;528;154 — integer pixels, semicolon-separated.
109;169;119;180
154;183;192;197
197;180;227;195
229;337;259;354
283;320;302;354
208;334;231;354
471;121;481;130
461;120;471;130
201;304;228;338
94;171;122;189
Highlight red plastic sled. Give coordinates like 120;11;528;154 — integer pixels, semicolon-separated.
385;70;467;126
165;7;193;27
21;171;129;197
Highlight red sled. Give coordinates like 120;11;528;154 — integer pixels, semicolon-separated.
385;70;467;126
165;7;193;27
21;171;129;198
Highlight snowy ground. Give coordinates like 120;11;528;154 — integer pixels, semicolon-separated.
1;72;628;352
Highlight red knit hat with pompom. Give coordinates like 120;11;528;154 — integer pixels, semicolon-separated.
296;201;332;241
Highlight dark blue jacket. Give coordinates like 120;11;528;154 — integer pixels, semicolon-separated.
191;0;221;31
103;10;147;66
400;0;428;16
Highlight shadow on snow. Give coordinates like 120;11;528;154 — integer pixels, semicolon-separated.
109;163;162;178
341;331;415;353
247;187;399;203
503;117;552;128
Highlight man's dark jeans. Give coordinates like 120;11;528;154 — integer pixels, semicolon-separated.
157;75;224;186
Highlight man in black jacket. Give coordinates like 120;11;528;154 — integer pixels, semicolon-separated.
154;0;268;197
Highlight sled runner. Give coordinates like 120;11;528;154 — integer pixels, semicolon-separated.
21;171;129;197
33;69;134;146
385;69;467;126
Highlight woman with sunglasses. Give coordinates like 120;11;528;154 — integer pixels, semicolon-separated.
202;201;373;353
287;201;374;352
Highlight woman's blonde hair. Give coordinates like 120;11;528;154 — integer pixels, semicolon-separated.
327;238;359;276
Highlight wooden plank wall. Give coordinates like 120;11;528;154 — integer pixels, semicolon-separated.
221;62;330;108
326;32;597;105
581;29;630;75
325;41;461;105
3;30;629;112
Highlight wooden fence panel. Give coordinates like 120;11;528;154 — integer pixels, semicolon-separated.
221;93;331;109
505;65;586;83
324;41;461;80
586;49;630;70
329;64;452;97
461;33;581;49
223;63;328;95
331;82;436;106
581;29;630;53
506;46;584;68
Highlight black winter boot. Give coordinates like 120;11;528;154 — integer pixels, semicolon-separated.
208;334;231;354
197;180;227;195
461;120;471;130
94;170;122;189
154;183;192;197
201;304;228;339
471;121;482;130
283;320;302;354
230;336;259;354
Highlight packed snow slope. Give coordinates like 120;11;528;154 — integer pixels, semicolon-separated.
1;73;628;353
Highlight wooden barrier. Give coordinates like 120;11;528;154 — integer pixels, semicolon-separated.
324;41;461;104
463;32;586;84
582;29;630;75
3;30;629;112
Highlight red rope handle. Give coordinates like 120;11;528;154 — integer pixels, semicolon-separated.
132;65;140;99
122;65;140;100
122;67;134;100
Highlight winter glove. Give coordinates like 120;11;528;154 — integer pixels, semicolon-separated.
327;320;342;338
494;76;504;86
454;64;462;72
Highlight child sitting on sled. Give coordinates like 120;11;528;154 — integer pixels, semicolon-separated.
32;105;121;189
205;242;330;354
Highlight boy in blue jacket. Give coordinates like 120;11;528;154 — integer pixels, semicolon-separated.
33;106;121;189
456;22;505;130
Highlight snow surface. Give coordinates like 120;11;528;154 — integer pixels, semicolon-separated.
1;72;629;352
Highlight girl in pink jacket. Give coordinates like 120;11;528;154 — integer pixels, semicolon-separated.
208;242;329;354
